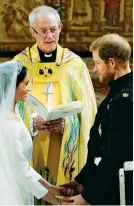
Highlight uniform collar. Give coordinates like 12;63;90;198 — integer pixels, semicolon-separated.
108;71;133;95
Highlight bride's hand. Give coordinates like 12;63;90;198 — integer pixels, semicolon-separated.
39;178;72;197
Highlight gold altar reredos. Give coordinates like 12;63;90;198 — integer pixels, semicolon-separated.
0;0;133;51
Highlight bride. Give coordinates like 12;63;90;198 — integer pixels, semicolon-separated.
0;61;68;205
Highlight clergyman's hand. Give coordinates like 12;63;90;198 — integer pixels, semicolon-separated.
44;118;65;133
33;116;64;133
33;115;47;131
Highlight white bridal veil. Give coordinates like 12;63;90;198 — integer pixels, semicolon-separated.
0;61;23;205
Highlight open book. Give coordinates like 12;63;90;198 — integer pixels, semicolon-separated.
26;93;83;121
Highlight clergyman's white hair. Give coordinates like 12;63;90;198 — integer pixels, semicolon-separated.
29;5;61;28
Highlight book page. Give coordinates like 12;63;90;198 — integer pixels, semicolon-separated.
47;106;82;121
51;101;82;111
26;94;83;121
26;93;49;120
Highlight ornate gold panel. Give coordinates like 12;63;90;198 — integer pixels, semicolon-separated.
61;0;133;51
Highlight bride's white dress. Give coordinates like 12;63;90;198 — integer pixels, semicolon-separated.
0;167;23;205
1;116;47;205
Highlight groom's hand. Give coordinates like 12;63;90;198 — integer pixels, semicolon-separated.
60;180;83;196
63;194;89;205
49;185;73;197
42;192;58;205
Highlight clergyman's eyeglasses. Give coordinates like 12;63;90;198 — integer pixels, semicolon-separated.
32;27;59;37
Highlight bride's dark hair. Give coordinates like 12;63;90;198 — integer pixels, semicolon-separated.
16;66;27;87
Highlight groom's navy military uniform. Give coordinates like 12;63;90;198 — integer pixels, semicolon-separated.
75;72;133;205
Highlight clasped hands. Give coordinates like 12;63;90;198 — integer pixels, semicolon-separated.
59;180;89;205
41;179;89;205
40;179;73;205
33;115;64;133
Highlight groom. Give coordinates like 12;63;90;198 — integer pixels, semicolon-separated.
61;33;133;205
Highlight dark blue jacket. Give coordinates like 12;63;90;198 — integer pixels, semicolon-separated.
75;72;133;205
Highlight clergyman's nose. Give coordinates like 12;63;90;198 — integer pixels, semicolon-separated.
46;30;53;38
